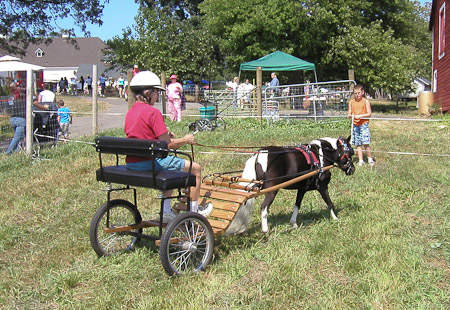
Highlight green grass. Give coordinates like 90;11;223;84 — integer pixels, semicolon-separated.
0;117;448;309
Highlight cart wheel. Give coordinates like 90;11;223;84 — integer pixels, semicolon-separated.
195;118;213;131
89;199;142;257
159;212;214;276
213;117;226;131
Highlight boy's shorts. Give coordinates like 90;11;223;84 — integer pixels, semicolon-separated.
352;122;371;146
127;155;185;171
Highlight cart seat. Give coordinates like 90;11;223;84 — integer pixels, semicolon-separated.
96;166;196;190
95;136;196;191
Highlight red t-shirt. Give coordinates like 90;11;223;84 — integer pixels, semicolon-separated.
124;101;168;162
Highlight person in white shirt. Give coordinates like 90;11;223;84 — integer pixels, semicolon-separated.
239;79;254;110
226;77;239;107
69;71;78;95
33;84;58;145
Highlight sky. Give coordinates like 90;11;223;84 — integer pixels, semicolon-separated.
60;0;431;42
58;0;140;41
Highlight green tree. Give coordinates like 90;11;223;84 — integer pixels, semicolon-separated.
325;21;417;94
105;1;218;83
199;0;334;70
0;0;109;55
199;0;432;93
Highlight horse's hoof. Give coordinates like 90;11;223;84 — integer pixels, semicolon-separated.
330;209;339;220
290;222;298;229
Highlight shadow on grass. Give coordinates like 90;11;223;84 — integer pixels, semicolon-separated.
211;204;363;265
129;203;363;269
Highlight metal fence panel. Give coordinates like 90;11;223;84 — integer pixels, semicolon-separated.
1;77;27;153
263;80;356;121
192;80;355;121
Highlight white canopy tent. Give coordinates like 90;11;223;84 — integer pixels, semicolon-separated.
43;67;77;83
0;60;44;72
0;54;45;72
0;55;20;62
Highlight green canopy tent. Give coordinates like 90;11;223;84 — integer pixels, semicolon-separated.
239;51;317;82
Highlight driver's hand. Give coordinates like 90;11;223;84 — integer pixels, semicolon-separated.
184;134;195;144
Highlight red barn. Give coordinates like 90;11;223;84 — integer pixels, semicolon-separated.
430;0;450;113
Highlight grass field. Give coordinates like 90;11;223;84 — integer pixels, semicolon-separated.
0;116;448;309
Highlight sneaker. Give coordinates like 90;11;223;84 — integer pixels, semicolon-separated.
162;211;178;223
198;203;213;218
368;158;375;166
358;161;365;166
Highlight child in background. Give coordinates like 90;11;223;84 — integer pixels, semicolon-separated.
57;100;72;140
347;84;375;166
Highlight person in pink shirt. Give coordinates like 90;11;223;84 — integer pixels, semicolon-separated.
132;64;140;76
166;74;184;122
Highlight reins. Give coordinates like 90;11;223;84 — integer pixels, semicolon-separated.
192;141;349;165
192;142;262;154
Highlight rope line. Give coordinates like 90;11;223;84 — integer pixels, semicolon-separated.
178;114;447;122
31;135;450;157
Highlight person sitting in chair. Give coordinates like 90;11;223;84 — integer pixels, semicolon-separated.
125;71;212;223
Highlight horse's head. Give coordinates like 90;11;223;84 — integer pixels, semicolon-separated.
336;136;355;175
317;137;355;175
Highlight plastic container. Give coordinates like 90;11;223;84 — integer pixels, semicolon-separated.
418;91;433;115
199;106;215;119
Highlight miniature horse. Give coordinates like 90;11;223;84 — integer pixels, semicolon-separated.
241;137;355;233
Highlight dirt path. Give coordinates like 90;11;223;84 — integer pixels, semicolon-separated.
70;97;128;138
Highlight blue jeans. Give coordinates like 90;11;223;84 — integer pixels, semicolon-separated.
5;117;26;154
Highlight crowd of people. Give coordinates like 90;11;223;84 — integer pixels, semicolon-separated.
57;71;93;96
55;69;132;98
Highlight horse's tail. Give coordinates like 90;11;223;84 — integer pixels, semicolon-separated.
240;150;268;185
225;152;264;235
241;153;258;184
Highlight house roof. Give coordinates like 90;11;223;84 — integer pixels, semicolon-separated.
14;37;108;68
416;76;431;86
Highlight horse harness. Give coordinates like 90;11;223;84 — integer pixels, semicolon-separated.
294;144;321;168
294;144;323;187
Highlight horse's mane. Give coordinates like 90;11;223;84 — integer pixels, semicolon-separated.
311;137;338;150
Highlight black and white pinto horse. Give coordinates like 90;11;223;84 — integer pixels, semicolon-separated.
241;137;355;233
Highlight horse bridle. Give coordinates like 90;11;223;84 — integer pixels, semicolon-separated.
336;137;354;174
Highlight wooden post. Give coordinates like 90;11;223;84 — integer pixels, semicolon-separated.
25;69;33;157
348;69;355;92
195;84;199;103
92;65;98;135
127;70;135;110
161;72;166;117
256;67;262;119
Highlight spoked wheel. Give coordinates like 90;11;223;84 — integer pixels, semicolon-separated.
195;118;213;131
159;212;214;276
89;199;142;257
213;117;226;131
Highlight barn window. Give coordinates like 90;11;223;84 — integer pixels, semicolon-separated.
433;70;437;93
35;48;44;58
439;2;446;59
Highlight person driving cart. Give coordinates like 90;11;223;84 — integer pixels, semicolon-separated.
125;71;212;223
